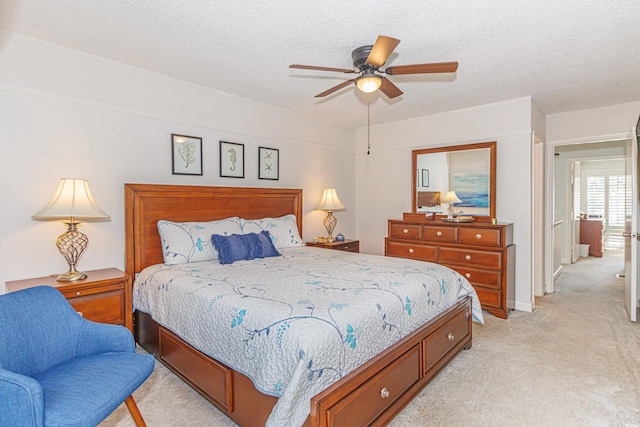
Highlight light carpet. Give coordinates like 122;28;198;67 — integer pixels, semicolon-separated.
101;251;640;426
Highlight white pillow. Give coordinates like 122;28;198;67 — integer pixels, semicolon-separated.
157;217;243;265
240;214;303;249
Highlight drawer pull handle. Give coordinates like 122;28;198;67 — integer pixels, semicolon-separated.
448;333;455;341
436;231;442;236
403;228;409;234
380;387;390;399
409;248;414;254
465;255;471;261
76;291;81;296
475;233;482;239
77;311;83;317
465;273;471;279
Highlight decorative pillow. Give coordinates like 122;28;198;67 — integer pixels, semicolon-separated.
157;217;243;265
240;214;303;249
211;233;258;265
211;232;281;264
255;230;281;258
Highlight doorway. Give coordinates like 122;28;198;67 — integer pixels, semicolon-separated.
546;139;627;297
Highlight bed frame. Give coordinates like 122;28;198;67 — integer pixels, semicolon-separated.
125;183;473;427
417;191;441;208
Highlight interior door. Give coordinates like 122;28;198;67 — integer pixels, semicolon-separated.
624;126;639;322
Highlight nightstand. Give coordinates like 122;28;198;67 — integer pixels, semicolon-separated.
306;239;360;253
6;268;132;331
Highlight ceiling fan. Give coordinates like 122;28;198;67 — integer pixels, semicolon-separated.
290;35;458;99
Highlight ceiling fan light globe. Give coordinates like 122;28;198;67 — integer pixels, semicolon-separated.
355;75;382;93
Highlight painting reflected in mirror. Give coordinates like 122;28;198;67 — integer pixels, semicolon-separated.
411;141;496;221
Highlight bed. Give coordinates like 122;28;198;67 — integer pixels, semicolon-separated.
125;183;482;427
417;191;441;209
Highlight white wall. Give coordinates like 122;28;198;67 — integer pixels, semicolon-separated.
355;97;535;312
0;32;356;291
547;101;640;143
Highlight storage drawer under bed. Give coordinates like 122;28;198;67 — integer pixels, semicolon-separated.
159;327;233;413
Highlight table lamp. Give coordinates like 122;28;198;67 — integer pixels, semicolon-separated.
316;188;345;241
32;178;110;281
442;190;462;220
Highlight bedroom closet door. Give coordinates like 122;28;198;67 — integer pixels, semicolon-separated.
623;128;639;322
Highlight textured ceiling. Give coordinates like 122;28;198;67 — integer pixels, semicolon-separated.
1;0;639;129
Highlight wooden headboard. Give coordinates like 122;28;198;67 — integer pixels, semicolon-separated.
125;184;303;274
417;191;441;207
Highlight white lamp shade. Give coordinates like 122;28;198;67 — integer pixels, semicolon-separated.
355;75;382;93
32;178;110;222
442;190;462;204
316;188;346;211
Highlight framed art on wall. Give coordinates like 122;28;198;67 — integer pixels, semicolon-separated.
258;147;279;180
422;169;429;187
171;134;203;175
452;170;490;207
219;141;244;178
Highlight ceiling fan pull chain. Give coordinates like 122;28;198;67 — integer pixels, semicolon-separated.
367;93;371;155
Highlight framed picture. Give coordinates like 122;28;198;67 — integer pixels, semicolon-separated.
452;170;490;207
219;141;244;178
171;134;203;175
422;169;429;187
259;147;279;180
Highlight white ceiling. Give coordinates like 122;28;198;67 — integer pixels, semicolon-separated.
1;0;639;129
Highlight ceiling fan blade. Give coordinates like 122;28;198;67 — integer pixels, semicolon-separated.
384;61;459;75
315;79;356;97
365;35;400;67
379;77;403;99
290;64;355;74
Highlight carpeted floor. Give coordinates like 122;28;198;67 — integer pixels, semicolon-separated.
101;251;640;426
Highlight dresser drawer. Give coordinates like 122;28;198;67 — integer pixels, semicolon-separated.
458;227;502;247
386;241;436;261
389;223;421;240
326;345;420;426
423;308;469;374
445;265;501;289
62;284;125;325
422;226;457;243
438;247;501;269
474;286;501;309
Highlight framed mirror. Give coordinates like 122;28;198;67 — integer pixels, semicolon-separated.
412;141;496;221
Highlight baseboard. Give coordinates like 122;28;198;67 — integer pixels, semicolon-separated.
515;301;533;313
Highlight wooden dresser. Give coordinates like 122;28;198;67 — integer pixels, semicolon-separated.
385;217;515;319
579;218;606;257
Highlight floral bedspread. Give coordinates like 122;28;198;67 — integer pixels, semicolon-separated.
133;246;483;426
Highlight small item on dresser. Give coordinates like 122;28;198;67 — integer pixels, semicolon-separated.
442;216;474;223
335;233;345;241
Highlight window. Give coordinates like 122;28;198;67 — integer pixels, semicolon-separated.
585;175;605;217
582;170;625;249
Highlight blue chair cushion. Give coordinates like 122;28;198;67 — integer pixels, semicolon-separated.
35;352;155;427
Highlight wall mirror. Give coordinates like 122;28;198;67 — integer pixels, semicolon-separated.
412;141;496;220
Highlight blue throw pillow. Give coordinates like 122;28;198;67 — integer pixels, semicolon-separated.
211;232;281;265
255;231;281;258
211;234;254;265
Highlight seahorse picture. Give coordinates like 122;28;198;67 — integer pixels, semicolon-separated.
219;141;244;178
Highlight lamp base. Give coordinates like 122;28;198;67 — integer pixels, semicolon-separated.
56;270;88;282
55;222;89;282
323;211;338;240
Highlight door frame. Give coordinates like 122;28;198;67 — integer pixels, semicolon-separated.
544;132;631;295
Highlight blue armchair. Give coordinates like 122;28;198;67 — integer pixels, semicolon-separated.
0;285;155;427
